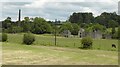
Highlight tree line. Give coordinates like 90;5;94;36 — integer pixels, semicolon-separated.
69;12;120;28
1;12;120;39
2;17;52;34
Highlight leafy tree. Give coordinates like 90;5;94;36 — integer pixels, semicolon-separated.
32;17;52;34
71;23;80;35
108;20;118;28
111;27;116;35
69;12;94;24
94;12;119;28
2;17;12;29
84;23;105;33
92;23;105;32
117;15;120;25
21;17;32;32
59;22;73;33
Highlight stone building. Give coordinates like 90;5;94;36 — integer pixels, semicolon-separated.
61;30;71;37
90;30;102;39
78;28;102;39
78;28;85;38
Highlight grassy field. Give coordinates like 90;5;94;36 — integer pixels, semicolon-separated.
7;33;118;51
2;33;118;65
2;42;118;65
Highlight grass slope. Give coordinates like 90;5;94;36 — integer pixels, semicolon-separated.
2;42;118;65
7;34;118;51
2;34;118;65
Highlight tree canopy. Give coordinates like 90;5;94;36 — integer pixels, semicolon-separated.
1;11;120;39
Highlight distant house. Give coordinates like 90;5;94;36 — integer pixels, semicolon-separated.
90;30;102;39
61;30;71;38
78;28;85;38
78;28;102;39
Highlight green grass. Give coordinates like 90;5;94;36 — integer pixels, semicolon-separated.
7;33;118;51
2;33;118;65
2;42;118;65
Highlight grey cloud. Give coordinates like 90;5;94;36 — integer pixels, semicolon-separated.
2;2;31;6
1;1;119;21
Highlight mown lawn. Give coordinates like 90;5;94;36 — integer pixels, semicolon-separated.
2;42;118;65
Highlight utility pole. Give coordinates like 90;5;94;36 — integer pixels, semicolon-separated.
55;19;57;46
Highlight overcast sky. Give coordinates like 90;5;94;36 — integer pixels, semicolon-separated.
0;0;120;21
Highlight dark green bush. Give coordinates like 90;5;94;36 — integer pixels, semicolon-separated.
2;33;7;42
23;33;35;45
118;26;120;40
81;36;93;49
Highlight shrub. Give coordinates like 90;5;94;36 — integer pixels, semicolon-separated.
23;33;35;45
2;33;8;42
118;26;120;40
81;36;93;49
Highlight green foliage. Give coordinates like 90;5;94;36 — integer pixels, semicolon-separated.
2;12;120;36
84;23;105;32
2;33;7;42
60;22;80;35
24;17;30;22
111;27;116;34
112;32;118;39
21;17;32;32
81;37;93;49
2;17;53;34
71;23;80;35
23;33;35;45
94;12;118;28
118;26;120;40
2;17;12;29
117;15;120;25
32;17;52;34
8;26;23;33
108;20;118;28
59;22;73;32
92;23;105;32
69;12;94;24
111;27;116;39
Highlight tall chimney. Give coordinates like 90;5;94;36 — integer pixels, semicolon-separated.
18;9;21;21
